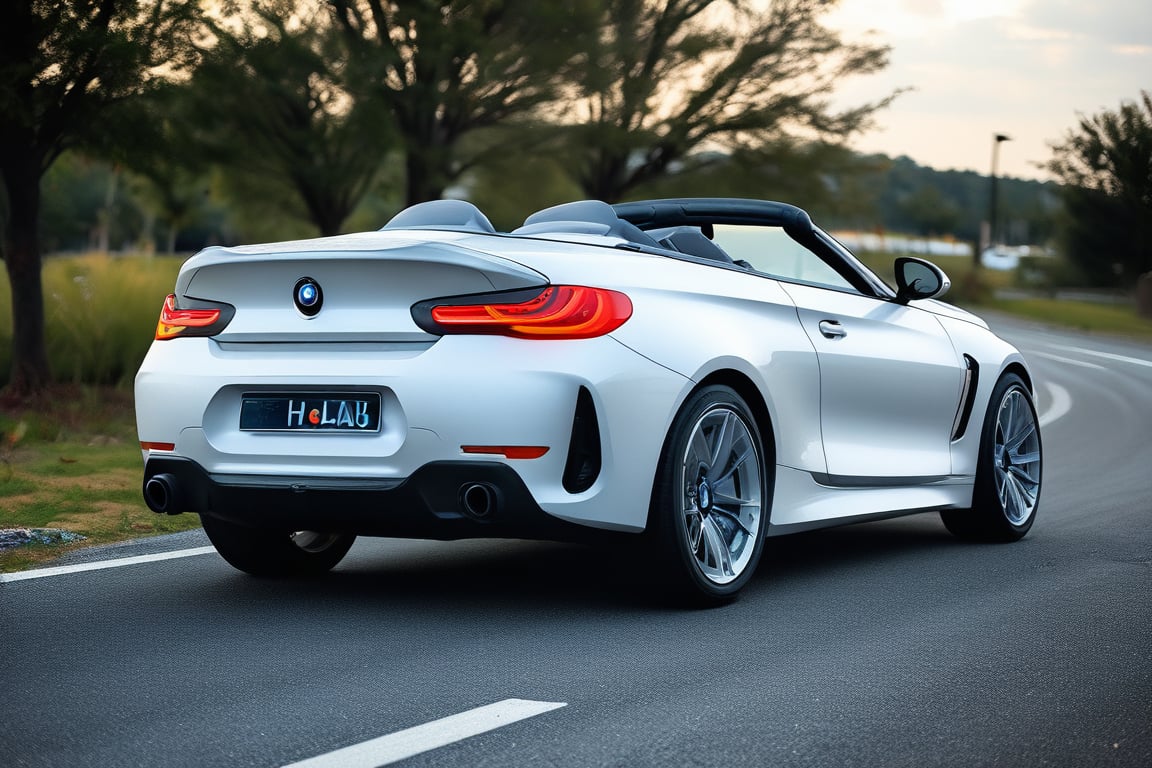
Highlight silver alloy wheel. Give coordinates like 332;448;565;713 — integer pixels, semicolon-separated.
680;405;763;585
992;388;1042;525
290;531;343;553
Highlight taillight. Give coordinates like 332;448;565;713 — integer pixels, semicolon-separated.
413;286;632;340
155;294;235;340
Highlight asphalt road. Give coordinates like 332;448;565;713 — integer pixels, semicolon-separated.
2;317;1149;768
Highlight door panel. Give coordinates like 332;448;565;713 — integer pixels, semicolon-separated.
781;284;963;479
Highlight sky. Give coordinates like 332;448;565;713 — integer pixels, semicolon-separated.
825;0;1152;180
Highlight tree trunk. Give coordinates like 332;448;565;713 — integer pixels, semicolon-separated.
2;159;51;395
404;149;446;207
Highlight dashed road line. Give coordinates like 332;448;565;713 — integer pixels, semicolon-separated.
280;699;568;768
0;546;216;583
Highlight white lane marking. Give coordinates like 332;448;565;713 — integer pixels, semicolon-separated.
281;699;568;768
1030;351;1106;371
1050;344;1152;369
1037;381;1071;428
0;546;216;583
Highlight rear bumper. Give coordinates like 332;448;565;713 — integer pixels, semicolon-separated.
143;456;594;542
136;335;692;532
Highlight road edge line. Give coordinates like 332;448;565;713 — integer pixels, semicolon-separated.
0;546;217;583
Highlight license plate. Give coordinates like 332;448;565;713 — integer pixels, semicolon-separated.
240;392;382;432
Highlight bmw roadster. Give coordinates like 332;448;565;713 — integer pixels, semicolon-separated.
135;197;1042;602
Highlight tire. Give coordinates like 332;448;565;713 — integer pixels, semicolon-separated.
942;372;1042;542
200;515;356;577
650;385;770;604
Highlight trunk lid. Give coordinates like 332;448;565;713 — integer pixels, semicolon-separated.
176;232;546;343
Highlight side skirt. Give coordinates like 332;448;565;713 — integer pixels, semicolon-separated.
766;465;974;534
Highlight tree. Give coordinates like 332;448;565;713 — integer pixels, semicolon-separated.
1045;91;1152;290
558;0;894;203
130;156;211;255
633;139;880;222
188;1;388;237
327;0;598;206
0;0;201;395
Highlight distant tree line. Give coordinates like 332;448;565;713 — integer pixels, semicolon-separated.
33;147;1062;254
826;155;1061;246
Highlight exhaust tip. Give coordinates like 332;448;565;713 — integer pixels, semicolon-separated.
144;473;178;515
459;483;499;520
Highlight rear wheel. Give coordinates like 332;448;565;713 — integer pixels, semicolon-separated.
650;385;769;604
201;515;355;576
942;373;1042;541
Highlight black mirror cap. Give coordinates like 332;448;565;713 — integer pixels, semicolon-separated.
894;257;951;303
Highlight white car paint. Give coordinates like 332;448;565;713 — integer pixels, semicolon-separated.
135;197;1039;592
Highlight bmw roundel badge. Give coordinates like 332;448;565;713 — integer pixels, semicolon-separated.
294;277;323;316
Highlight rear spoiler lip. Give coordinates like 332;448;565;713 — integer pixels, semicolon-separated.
175;235;547;298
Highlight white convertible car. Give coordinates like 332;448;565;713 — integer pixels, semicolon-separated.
135;198;1042;602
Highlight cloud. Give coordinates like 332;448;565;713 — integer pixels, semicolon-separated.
1021;0;1152;49
828;0;1150;177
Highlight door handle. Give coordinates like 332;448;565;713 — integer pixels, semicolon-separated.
818;320;847;339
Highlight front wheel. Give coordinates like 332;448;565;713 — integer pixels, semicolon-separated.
942;372;1042;541
201;515;356;577
650;385;770;604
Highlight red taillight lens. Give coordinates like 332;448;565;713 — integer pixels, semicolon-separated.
423;286;632;340
155;294;233;340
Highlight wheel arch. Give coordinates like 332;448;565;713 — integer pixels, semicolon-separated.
643;368;778;535
1002;360;1034;394
694;368;778;469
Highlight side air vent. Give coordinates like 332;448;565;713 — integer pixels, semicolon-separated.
951;355;980;441
562;387;602;494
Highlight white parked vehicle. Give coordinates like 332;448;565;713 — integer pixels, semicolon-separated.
135;198;1042;602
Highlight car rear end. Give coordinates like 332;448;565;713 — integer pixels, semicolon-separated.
135;230;683;540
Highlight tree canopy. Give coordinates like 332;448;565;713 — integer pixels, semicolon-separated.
186;1;390;237
1045;90;1152;288
327;0;599;206
559;0;895;202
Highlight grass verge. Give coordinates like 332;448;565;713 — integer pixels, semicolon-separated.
0;386;201;573
976;296;1152;339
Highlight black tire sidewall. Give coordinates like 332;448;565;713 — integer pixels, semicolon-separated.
651;385;769;601
201;515;355;577
970;372;1042;539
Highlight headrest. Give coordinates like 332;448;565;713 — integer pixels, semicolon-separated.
520;200;661;248
383;200;496;233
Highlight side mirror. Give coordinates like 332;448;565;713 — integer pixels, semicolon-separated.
894;257;951;303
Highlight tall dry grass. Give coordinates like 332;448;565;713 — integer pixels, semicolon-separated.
0;253;183;387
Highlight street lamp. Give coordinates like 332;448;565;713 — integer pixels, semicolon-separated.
984;133;1011;265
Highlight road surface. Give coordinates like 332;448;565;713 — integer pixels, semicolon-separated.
2;317;1149;767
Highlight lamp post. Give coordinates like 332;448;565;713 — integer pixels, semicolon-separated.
984;133;1011;266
